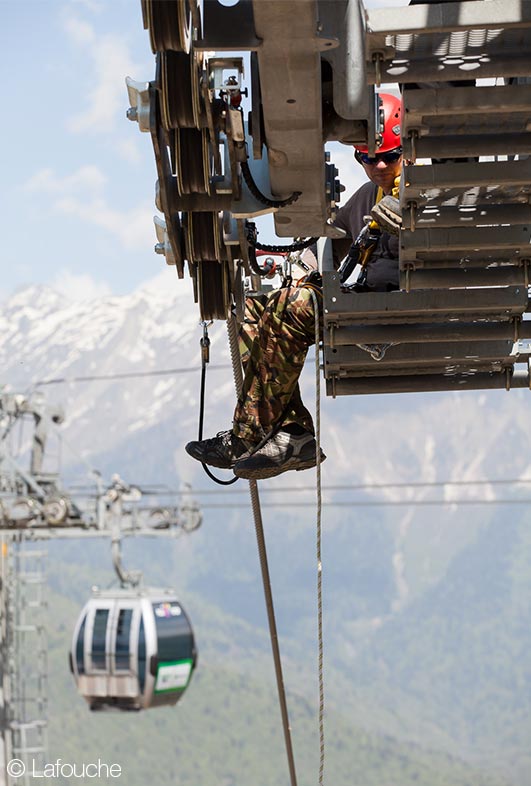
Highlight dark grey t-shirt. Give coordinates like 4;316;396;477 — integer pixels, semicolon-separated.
333;181;399;291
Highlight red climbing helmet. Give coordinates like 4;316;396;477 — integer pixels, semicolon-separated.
356;93;402;154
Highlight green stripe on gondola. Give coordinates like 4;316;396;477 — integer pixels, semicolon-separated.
154;658;193;694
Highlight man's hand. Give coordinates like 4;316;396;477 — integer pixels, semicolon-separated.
370;194;402;235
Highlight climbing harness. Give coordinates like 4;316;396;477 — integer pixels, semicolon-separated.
338;187;384;286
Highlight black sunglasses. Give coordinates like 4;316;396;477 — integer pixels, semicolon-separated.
355;147;403;165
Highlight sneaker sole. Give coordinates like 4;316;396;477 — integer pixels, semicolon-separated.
234;452;326;481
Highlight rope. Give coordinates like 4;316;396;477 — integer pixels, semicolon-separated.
226;314;299;786
309;289;325;786
198;326;238;486
241;161;301;208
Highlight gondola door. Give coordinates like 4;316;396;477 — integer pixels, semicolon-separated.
108;600;140;702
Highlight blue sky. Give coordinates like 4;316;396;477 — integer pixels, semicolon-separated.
3;0;403;302
3;0;159;300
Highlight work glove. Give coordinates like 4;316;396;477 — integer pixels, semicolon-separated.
370;175;402;236
370;195;401;235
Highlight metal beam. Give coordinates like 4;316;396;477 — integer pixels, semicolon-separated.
323;277;529;325
403;133;531;161
403;84;531;119
195;0;261;50
327;368;531;396
401;159;531;197
324;321;531;346
324;340;514;372
400;225;531;260
403;204;531;231
367;56;531;86
252;0;330;237
366;1;531;37
400;266;529;289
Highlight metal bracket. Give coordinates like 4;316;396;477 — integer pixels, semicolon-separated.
125;76;152;133
153;217;176;266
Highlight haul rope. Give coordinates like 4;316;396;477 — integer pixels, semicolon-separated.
226;314;299;786
309;289;325;786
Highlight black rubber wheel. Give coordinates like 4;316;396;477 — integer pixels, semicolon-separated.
175;128;210;195
186;211;221;261
197;260;230;321
160;50;202;129
147;0;191;53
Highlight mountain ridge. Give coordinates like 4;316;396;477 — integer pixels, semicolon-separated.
3;276;531;783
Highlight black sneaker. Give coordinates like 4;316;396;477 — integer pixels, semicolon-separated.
185;430;252;469
233;430;326;480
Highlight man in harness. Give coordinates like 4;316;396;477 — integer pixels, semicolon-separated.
186;93;402;480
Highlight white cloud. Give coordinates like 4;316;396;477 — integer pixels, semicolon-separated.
51;269;112;301
117;138;143;164
70;0;104;12
63;16;143;134
55;195;155;251
22;164;154;251
24;165;107;195
63;16;95;45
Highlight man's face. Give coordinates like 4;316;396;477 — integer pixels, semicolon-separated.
356;149;403;193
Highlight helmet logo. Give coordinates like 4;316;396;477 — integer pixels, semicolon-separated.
392;124;400;136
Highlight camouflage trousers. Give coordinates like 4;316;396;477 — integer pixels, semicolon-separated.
233;285;322;442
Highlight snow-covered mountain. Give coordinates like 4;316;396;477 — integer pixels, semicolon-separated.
3;274;531;781
2;272;530;604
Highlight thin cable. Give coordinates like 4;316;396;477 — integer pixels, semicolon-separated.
226;314;299;786
198;498;531;508
310;289;325;786
31;365;231;389
59;432;106;486
144;477;531;496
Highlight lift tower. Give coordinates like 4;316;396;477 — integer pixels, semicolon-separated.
0;392;201;785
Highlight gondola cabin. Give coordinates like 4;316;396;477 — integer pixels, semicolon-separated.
70;587;197;711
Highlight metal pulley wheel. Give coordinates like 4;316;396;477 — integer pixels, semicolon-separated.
143;0;193;54
174;128;211;195
8;498;39;527
43;496;69;526
185;211;223;262
159;50;203;130
197;260;231;321
184;212;232;319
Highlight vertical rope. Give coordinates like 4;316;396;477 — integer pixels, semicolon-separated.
309;290;325;786
226;314;299;786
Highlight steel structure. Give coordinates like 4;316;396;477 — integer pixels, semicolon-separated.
127;0;531;396
0;392;201;784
